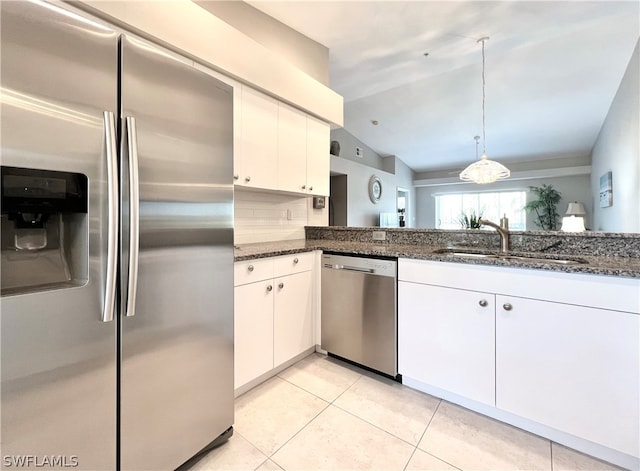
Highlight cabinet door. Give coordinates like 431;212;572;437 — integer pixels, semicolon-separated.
398;282;495;405
234;281;274;389
306;115;330;196
273;271;313;367
278;103;307;193
239;86;278;190
496;295;639;457
232;80;242;185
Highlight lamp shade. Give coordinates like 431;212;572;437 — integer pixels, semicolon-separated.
561;216;586;232
565;202;586;216
459;154;511;184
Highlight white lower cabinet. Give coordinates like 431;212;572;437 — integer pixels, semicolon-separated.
274;271;313;367
234;252;314;391
234;280;274;388
398;258;640;467
398;282;495;405
495;295;639;458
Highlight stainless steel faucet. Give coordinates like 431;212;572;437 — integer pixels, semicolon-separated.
479;218;510;252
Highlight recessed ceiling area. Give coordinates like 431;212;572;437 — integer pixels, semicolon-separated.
247;1;639;173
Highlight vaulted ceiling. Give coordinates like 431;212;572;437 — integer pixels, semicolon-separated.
248;1;639;173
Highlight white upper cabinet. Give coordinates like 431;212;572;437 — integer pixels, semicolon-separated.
238;86;278;190
277;103;307;193
306;115;330;196
237;85;330;196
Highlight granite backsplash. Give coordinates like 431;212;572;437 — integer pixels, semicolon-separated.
305;226;640;258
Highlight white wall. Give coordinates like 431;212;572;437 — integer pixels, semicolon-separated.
194;1;329;86
330;155;416;227
590;40;639;232
416;174;592;230
234;188;327;244
330;128;386;171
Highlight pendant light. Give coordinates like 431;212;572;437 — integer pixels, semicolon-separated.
460;37;510;184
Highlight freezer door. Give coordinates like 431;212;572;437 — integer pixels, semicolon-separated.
120;36;234;470
0;2;118;470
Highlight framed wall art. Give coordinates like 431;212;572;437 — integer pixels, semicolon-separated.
599;171;613;208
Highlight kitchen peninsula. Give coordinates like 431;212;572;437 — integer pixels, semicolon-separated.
234;226;640;470
235;226;640;278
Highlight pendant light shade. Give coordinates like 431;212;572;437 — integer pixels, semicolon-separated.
459;154;511;184
460;37;510;184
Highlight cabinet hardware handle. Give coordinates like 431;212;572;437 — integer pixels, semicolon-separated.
233;174;239;180
278;282;284;289
503;303;513;311
266;285;273;292
293;257;299;264
245;176;251;182
247;265;254;272
125;116;140;319
309;186;313;191
479;299;488;307
102;111;118;323
301;184;306;190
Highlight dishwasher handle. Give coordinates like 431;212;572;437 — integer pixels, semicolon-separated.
323;264;375;274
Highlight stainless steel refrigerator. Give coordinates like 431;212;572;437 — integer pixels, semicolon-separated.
1;2;234;469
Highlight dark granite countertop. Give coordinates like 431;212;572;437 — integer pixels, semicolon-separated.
234;239;640;279
234;240;313;261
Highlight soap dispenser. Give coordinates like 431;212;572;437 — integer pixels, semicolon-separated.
500;213;509;230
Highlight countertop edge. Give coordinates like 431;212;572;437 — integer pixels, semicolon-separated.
234;240;640;279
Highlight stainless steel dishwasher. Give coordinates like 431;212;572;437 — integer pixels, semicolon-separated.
321;253;398;378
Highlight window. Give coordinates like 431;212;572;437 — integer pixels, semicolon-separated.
435;191;527;230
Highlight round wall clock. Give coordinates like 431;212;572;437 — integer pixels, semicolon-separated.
368;175;382;203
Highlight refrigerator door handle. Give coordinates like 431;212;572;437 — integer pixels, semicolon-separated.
103;111;118;323
125;116;140;317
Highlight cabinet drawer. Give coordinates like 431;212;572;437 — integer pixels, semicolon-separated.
273;252;313;277
234;258;274;286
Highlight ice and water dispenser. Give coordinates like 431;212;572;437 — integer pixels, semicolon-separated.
1;166;88;295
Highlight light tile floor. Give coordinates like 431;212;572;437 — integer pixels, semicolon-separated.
190;353;625;471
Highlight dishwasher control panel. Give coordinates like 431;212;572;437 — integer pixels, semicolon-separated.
322;254;396;277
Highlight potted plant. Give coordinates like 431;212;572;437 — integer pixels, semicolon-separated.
458;210;483;229
523;184;562;230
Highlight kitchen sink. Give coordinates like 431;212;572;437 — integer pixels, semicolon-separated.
497;254;588;265
431;248;588;265
433;250;497;259
431;248;499;258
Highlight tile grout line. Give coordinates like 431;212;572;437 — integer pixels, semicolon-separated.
273;367;429;468
231;356;624;471
279;360;453;457
276;369;363;405
407;398;465;471
417;397;443;447
329;399;427;450
265;362;366;470
266;400;331;468
260;375;333;465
